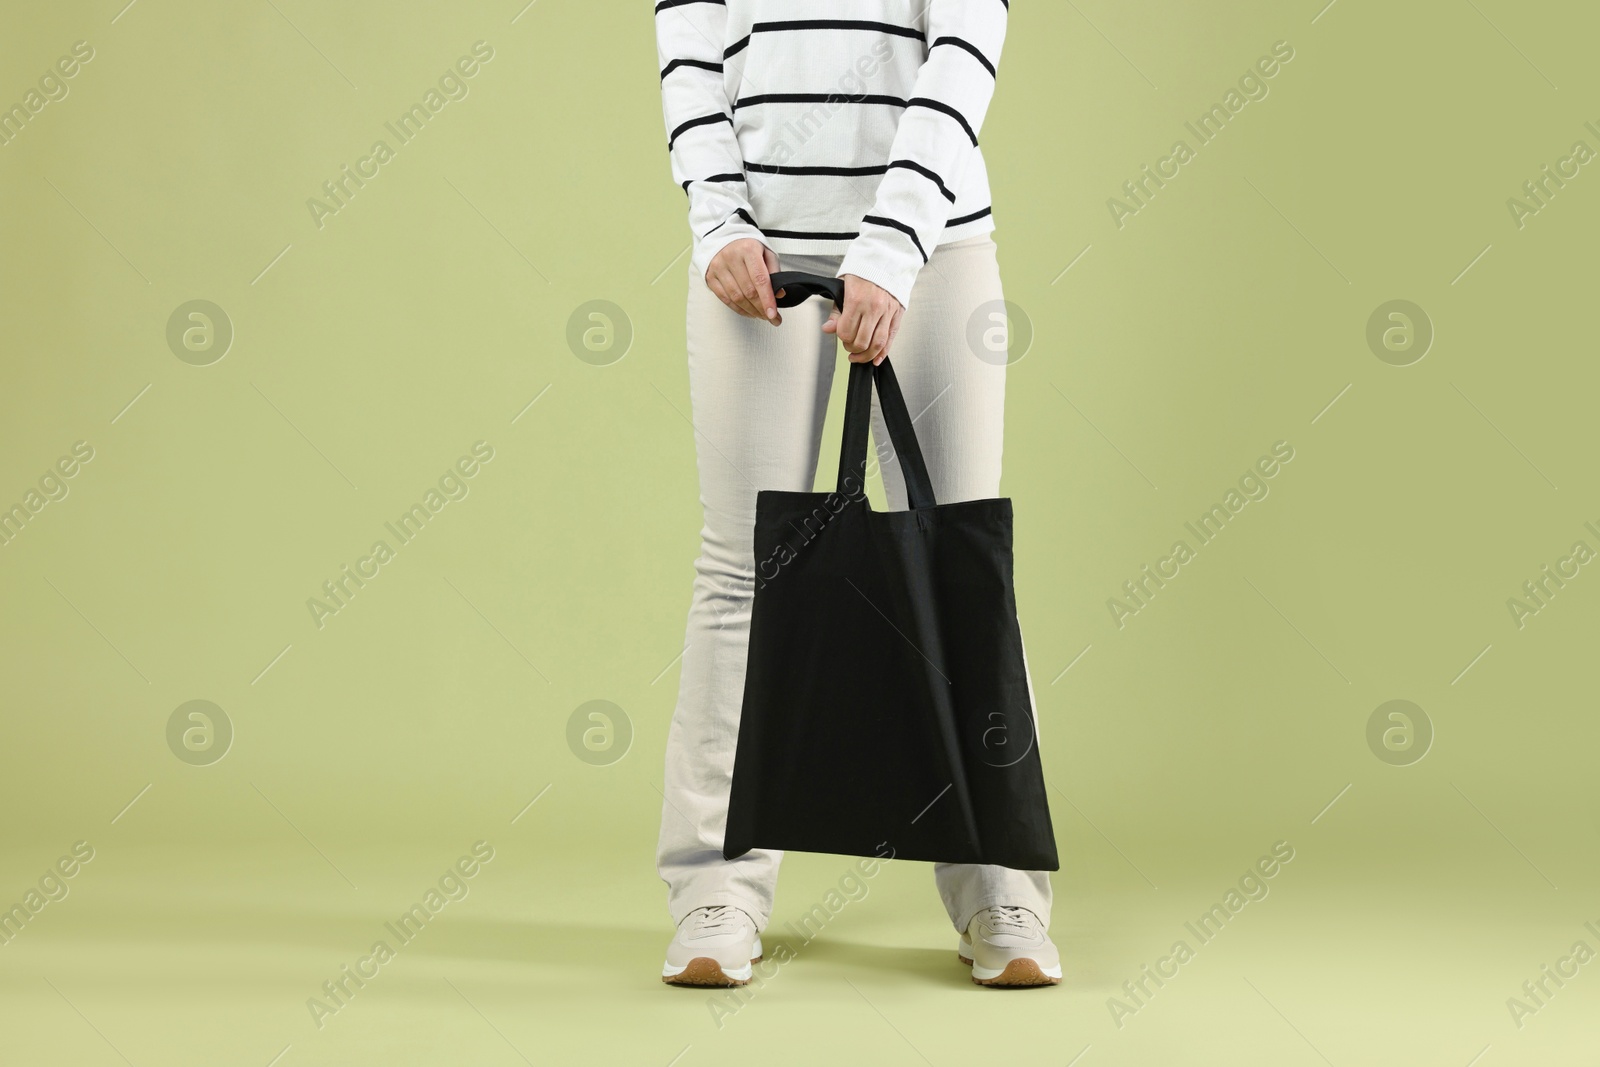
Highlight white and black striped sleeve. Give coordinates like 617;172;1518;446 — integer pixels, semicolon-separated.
656;0;766;281
836;1;1008;308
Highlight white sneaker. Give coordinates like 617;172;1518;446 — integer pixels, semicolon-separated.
661;905;763;987
959;906;1061;987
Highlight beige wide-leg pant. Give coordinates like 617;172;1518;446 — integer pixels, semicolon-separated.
656;233;1053;935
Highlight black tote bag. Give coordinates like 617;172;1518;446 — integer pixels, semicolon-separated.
722;272;1058;871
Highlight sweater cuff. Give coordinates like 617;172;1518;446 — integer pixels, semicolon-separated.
690;217;769;285
836;236;921;311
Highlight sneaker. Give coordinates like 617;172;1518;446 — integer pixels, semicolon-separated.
661;905;763;987
959;906;1061;987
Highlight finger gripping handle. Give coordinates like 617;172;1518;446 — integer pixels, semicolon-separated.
770;271;844;310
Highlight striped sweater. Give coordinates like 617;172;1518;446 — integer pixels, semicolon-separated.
655;1;1008;308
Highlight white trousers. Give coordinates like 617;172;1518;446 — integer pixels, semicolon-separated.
656;234;1053;935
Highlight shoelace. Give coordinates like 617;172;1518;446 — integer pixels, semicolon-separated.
986;906;1036;934
688;905;745;938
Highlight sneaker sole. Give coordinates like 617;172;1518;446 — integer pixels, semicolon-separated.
661;954;762;988
959;952;1061;987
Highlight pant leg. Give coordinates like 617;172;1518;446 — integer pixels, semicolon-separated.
656;254;841;930
867;233;1055;933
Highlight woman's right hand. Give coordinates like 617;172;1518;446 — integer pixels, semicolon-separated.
706;239;782;325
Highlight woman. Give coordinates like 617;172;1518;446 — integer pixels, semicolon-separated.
654;0;1057;988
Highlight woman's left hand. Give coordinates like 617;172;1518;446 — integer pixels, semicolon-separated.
824;274;903;365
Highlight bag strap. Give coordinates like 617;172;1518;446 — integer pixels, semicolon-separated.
770;271;844;309
838;360;937;510
771;271;936;509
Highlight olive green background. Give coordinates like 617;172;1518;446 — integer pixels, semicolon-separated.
2;1;1597;1063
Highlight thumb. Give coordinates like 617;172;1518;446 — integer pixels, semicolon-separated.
763;246;785;303
821;309;839;334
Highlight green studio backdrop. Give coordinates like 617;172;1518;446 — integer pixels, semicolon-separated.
1;2;1597;1064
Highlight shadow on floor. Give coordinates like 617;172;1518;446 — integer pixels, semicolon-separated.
777;938;977;989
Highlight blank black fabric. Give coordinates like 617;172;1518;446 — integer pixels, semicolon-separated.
723;273;1057;870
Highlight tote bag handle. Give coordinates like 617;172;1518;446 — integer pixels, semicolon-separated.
838;360;937;509
770;271;844;309
770;272;937;510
